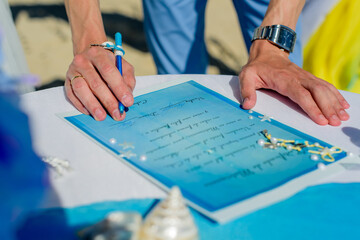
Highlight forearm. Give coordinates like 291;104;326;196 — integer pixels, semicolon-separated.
249;0;305;59
262;0;305;30
65;0;107;55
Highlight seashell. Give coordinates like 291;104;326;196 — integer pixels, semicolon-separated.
140;186;198;240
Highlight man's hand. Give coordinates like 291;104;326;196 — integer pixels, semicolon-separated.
239;40;350;126
64;46;135;121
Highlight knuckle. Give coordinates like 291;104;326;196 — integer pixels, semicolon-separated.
299;88;311;97
278;69;292;79
128;64;135;73
89;78;102;91
326;82;338;91
73;54;86;67
296;88;311;102
72;78;87;91
101;63;115;75
105;100;118;111
313;83;328;92
239;67;252;79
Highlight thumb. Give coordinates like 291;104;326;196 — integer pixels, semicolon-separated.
239;68;258;109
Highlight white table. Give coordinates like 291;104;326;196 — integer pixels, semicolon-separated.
21;74;360;209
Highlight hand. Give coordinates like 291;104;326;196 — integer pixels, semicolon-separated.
65;46;135;121
239;40;350;126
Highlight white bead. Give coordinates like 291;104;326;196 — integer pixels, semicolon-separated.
286;145;293;151
310;154;319;161
270;137;277;144
317;162;326;170
314;142;320;147
248;116;254;120
60;160;70;168
109;138;117;144
347;152;354;157
257;139;265;146
248;110;253;113
140;155;147;161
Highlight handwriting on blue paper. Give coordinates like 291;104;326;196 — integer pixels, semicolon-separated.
65;81;346;212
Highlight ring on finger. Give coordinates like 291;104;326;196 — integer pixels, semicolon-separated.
71;74;83;82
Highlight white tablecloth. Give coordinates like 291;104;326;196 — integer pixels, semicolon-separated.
21;74;360;209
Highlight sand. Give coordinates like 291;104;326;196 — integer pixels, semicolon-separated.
8;0;248;87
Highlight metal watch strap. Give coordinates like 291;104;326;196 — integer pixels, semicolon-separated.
252;25;297;53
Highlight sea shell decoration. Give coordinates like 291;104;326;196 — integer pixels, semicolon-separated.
140;186;199;240
78;211;142;240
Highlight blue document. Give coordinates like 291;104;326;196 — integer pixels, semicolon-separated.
62;80;348;222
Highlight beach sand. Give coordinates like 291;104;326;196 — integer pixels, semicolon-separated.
8;0;248;87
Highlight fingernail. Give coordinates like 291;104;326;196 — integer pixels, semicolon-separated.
339;110;347;116
113;109;121;121
121;94;133;106
94;109;104;121
339;109;349;120
318;114;326;121
342;100;350;109
331;115;340;122
242;97;249;105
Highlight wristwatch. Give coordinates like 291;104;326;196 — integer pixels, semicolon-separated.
252;25;297;53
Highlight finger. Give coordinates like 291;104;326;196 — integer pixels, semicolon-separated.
308;83;348;126
71;53;126;121
64;77;89;115
239;67;258;109
318;78;350;109
90;48;134;107
284;85;328;125
122;58;136;91
70;74;107;121
77;66;125;121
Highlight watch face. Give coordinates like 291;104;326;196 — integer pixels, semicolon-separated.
278;30;294;49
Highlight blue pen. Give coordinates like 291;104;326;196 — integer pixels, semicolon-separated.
115;32;125;114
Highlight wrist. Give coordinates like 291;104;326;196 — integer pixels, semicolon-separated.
249;40;289;61
73;33;107;55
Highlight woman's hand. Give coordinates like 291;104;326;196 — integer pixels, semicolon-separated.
65;46;135;121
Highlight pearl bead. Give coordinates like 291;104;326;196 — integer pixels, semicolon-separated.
347;152;354;157
310;154;319;161
248;116;254;120
109;138;117;144
139;155;147;161
270;137;277;144
317;163;326;170
248;110;253;113
257;139;265;146
314;142;320;147
286;145;293;151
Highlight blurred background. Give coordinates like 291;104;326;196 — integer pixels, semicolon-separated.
8;0;248;89
6;0;360;93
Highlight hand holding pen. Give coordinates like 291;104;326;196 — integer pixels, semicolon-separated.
65;32;135;121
